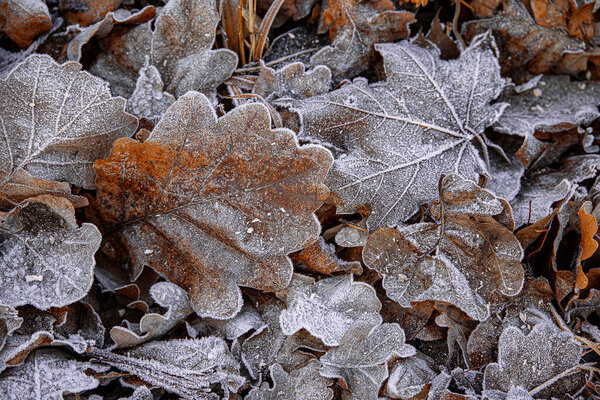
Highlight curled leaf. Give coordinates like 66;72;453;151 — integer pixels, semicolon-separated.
0;0;52;48
0;195;101;309
95;92;332;319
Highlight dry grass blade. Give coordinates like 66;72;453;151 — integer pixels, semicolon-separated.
253;0;286;61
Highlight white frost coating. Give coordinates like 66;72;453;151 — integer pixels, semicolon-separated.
0;54;138;191
296;32;506;231
246;361;333;400
0;196;101;310
386;352;437;399
279;274;382;346
90;0;237;99
127;62;175;123
320;323;416;400
0;305;22;352
0;349;108;400
119;386;153;400
483;323;583;396
92;338;245;399
253;61;332;102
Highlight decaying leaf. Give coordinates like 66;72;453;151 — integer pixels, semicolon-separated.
579;204;599;260
0;54;137;209
319;323;415;400
110;282;193;348
246;360;333;400
91;338;245;399
95;92;332;319
363;175;524;320
90;0;237;99
0;0;52;48
294;33;505;230
311;0;414;79
254;62;332;101
59;0;121;27
483;323;584;397
279;274;382;346
290;237;362;275
0;349;108;400
0;195;101;310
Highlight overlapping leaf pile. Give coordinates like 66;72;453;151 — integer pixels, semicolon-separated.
1;0;600;398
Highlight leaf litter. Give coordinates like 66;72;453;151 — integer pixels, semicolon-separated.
1;0;600;398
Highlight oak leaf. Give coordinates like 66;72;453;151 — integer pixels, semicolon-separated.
0;195;101;310
294;33;505;230
95;92;332;319
0;54;137;210
254;62;332;102
0;0;52;48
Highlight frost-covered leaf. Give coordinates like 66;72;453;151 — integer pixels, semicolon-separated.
95;92;332;319
65;6;157;62
126;62;176;124
242;298;325;380
91;338;245;399
363;176;524;320
483;323;583;397
246;360;333;400
0;306;21;353
464;0;586;77
254;62;332;102
0;54;137;209
119;386;153;400
319;323;415;400
0;0;52;48
60;0;121;27
187;303;265;340
110;282;193;348
0;195;101;309
386;352;437;399
294;33;505;230
290;237;362;275
90;0;237;99
311;0;414;79
279;274;381;346
0;349;108;400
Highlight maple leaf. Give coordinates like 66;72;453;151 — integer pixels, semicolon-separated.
363;175;524;321
246;360;333;400
89;0;237;99
279;274;382;346
92;338;245;399
319;323;415;400
293;32;506;230
0;195;101;310
0;0;52;48
311;0;414;78
0;54;138;210
95;92;332;319
483;323;584;397
0;349;108;400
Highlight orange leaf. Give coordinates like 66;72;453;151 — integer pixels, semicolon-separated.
579;206;599;260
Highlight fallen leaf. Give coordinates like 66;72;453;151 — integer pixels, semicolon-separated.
95;92;332;319
0;195;101;310
0;306;21;353
92;338;245;399
579;205;599;260
311;0;414;78
254;62;332;102
319;323;416;400
290;237;362;275
0;349;108;399
363;175;524;320
89;0;237;99
386;351;437;399
0;0;52;48
294;33;506;230
0;54;137;209
126;62;176;124
59;0;122;27
246;360;333;400
279;274;382;346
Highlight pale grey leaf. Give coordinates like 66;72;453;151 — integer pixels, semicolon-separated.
92;338;245;399
483;323;583;397
386;352;437;399
253;62;332;102
119;386;153;400
0;349;108;400
0;195;101;309
110;281;193;348
187;303;265;341
246;360;333;400
279;274;381;346
0;306;22;353
127;63;175;124
0;54;137;195
295;33;505;230
320;323;415;400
